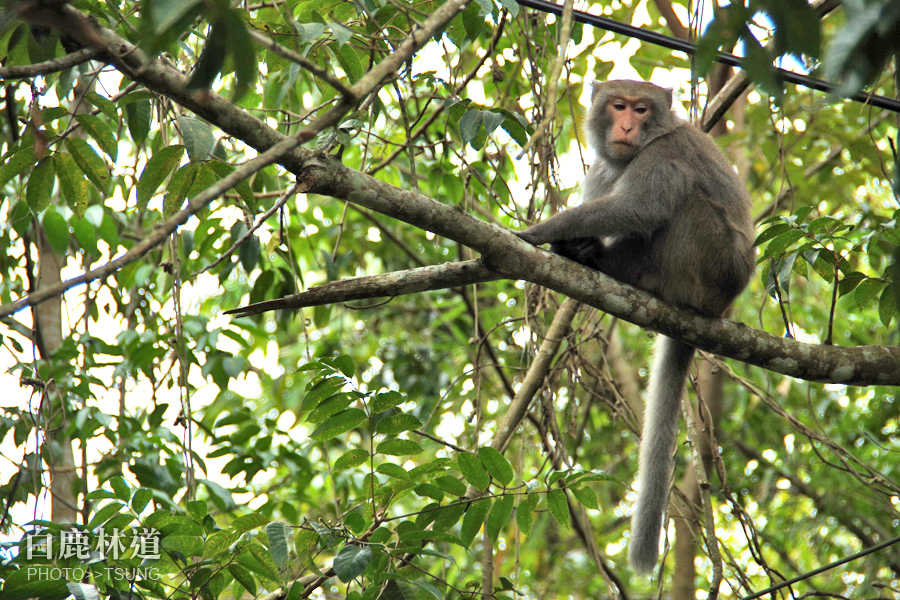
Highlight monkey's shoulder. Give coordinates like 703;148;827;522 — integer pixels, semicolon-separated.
635;123;740;179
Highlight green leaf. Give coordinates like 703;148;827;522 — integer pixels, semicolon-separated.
164;163;198;218
66;582;99;600
301;377;345;413
88;501;125;529
459;498;491;547
239;542;282;581
754;222;792;247
571;485;599;510
137;145;185;211
375;439;423;456
26;158;55;212
0;147;34;190
228;563;257;596
457;452;490;490
110;476;130;500
131;488;152;513
150;0;203;36
41;208;69;256
546;489;570;528
310;408;367;441
186;17;229;91
53;153;89;216
761;229;805;260
413;483;444;502
376;579;417;600
231;512;269;534
434;475;467;497
374;414;422;435
335;449;370;470
516;493;539;536
345;511;366;534
83;92;118;121
333;544;373;583
266;521;292;568
337;44;363;83
478;447;514;486
0;569;68;600
204;530;238;558
324;355;356;378
330;20;354;46
485;493;514;543
376;462;410;480
308;393;355;423
370;390;404;413
432;502;466;532
75;114;117;161
124;99;152;145
459;109;482;145
481;110;505;136
879;283;896;327
408;578;443;599
65;138;109;194
397;529;464;547
162;534;204;556
853;278;884;310
177;116;216;162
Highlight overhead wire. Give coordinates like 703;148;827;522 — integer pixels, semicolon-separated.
516;0;900;114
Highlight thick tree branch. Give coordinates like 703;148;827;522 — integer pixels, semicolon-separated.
0;47;98;79
226;177;900;387
7;2;899;388
224;260;500;317
0;0;473;314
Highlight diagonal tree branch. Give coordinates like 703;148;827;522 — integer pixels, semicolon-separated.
5;2;899;388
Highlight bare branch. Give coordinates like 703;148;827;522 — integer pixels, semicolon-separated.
224;259;500;317
0;47;98;79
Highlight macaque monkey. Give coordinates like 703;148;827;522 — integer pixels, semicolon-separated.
517;80;755;574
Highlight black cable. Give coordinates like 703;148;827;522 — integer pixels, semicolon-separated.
516;0;900;114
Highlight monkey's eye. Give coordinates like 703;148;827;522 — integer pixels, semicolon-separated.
611;101;627;111
634;105;649;114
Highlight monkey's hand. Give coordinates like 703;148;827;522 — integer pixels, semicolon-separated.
515;229;543;246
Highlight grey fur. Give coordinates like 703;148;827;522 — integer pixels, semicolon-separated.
517;80;755;574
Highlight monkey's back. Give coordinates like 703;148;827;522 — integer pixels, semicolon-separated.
624;122;755;315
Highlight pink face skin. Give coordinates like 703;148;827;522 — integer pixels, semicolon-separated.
606;96;651;158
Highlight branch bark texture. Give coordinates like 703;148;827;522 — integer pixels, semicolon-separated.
4;3;899;388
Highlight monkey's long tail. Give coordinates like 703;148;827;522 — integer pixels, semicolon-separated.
627;335;696;575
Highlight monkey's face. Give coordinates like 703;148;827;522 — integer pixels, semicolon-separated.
605;96;651;159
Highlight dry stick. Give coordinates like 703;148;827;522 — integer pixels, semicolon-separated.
196;183;300;277
0;47;98;79
0;133;312;318
516;0;575;158
491;297;579;453
682;390;723;599
1;0;473;318
367;11;508;176
21;8;900;391
224;259;500;317
246;29;353;98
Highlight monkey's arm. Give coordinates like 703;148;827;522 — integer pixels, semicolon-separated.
517;162;689;246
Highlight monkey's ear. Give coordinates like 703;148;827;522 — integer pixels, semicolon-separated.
661;87;674;109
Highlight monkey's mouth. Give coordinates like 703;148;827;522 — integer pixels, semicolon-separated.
612;141;634;151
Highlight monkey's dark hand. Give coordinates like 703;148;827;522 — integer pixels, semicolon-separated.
514;229;542;246
552;238;603;266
